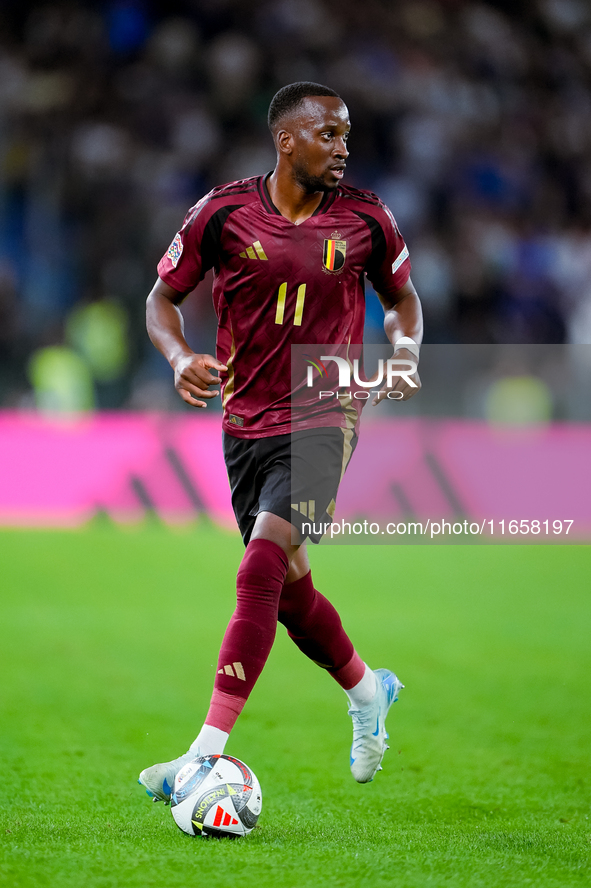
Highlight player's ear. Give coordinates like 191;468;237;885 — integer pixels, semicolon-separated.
276;128;294;155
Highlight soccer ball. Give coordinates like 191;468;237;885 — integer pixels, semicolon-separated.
170;754;262;838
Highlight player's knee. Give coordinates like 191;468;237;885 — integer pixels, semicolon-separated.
236;538;289;602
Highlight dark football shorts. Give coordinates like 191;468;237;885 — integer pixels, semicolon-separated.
223;427;358;545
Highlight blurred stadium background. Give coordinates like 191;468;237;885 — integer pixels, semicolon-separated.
1;0;591;531
2;0;591;413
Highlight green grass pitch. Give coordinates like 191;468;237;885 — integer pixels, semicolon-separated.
0;523;589;887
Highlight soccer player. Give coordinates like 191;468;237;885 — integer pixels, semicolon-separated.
139;82;422;801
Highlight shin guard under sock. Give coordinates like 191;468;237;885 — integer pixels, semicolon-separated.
206;538;289;730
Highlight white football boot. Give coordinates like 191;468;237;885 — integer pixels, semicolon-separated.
349;668;404;783
138;751;198;803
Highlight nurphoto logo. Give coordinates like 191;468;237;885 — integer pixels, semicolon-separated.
305;355;418;400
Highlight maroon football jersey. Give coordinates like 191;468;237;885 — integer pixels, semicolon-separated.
157;175;411;438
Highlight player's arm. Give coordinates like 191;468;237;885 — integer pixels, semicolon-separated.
374;277;423;405
146;277;227;408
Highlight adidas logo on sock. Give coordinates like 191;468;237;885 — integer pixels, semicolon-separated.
218;661;246;680
239;240;268;260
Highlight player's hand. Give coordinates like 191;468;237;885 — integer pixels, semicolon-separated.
371;348;421;406
173;353;228;407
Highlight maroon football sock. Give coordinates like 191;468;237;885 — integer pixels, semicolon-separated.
205;538;289;733
204;689;246;735
277;570;365;689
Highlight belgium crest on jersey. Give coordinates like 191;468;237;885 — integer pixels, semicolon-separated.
323;231;347;273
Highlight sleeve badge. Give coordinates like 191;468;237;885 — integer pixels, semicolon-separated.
392;244;409;274
167;232;184;268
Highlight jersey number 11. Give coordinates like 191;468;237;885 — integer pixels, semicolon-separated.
275;282;306;326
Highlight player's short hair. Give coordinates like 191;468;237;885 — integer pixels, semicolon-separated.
268;82;341;132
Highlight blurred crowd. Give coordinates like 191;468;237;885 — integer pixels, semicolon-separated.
1;0;591;411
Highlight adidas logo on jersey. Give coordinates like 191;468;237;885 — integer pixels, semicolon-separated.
218;661;246;680
239;240;268;260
